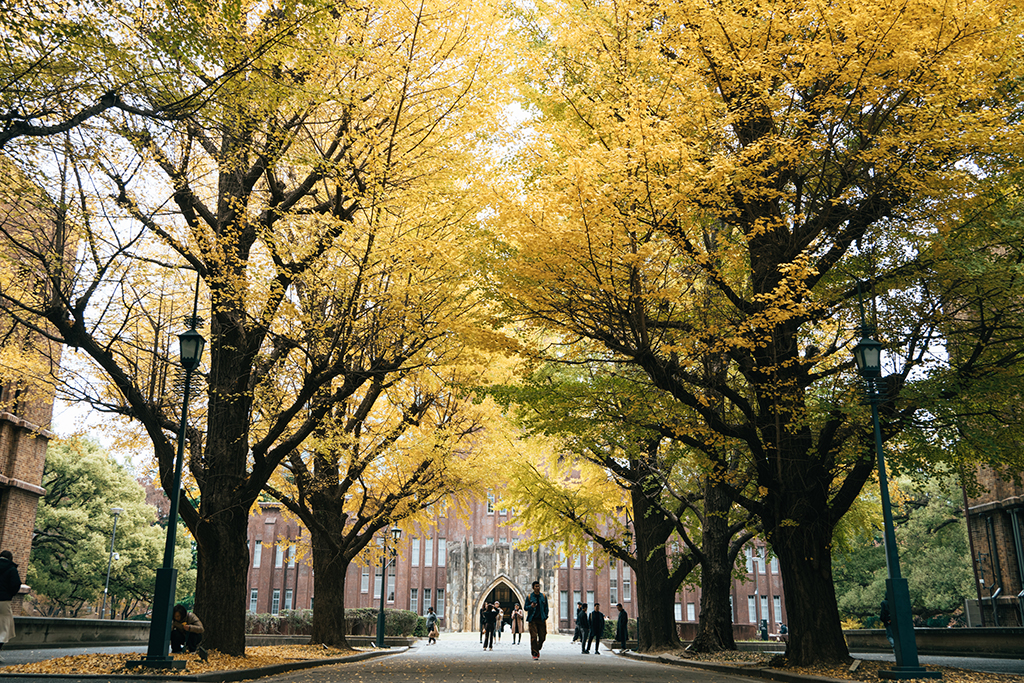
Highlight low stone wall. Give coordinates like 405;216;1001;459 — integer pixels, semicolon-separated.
9;617;151;649
845;627;1024;658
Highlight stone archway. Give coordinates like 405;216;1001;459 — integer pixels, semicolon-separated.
475;575;526;632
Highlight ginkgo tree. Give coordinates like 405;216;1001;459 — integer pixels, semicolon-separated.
492;0;1024;665
0;0;506;655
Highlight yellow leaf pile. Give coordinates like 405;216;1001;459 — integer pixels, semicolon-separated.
3;645;360;676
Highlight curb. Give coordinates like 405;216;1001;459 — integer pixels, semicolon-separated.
0;647;406;681
619;651;852;683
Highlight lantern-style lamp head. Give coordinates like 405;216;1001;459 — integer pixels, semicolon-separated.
853;335;883;378
178;328;205;371
111;507;124;516
391;526;402;542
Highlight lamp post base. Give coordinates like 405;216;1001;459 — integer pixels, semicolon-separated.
125;657;187;670
879;667;941;680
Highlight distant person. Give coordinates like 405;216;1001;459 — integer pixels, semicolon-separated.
483;601;499;650
426;607;438;644
578;602;590;653
573;601;584;642
0;549;22;663
587;603;606;654
524;580;548;660
496;604;505;641
880;599;894;649
510;604;525;644
615;603;628;652
171;604;206;657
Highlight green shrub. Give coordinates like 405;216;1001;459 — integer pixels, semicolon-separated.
413;616;428;637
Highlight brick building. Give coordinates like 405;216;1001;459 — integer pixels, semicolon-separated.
245;498;785;637
966;465;1024;626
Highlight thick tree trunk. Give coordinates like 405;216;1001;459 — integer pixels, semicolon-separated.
307;513;354;648
689;479;738;652
770;518;850;665
193;500;251;656
631;489;681;652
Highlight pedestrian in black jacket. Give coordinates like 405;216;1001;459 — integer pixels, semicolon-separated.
0;549;23;662
579;603;590;653
587;603;606;654
615;603;629;652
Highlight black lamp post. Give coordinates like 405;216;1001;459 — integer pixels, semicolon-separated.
131;322;205;669
100;507;124;620
375;525;402;648
853;323;940;680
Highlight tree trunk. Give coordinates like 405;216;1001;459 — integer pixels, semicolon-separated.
689;479;738;652
631;489;681;652
770;518;849;665
308;521;353;648
193;500;251;656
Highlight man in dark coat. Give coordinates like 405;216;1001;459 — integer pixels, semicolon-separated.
587;603;606;654
615;603;629;652
578;602;590;653
525;581;549;660
482;600;499;650
0;550;23;662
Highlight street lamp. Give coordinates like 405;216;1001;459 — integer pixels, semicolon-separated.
375;525;403;648
131;318;205;669
100;507;124;620
852;309;940;680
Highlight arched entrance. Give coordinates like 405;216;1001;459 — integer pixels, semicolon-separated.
475;577;526;631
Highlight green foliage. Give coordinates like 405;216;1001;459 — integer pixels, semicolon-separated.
28;437;195;617
832;475;973;623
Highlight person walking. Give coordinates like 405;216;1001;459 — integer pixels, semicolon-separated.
615;603;629;653
524;580;548;660
0;549;23;663
578;602;590;653
482;601;499;650
510;604;525;644
496;604;504;642
426;607;439;644
588;603;606;654
880;599;894;649
572;602;583;642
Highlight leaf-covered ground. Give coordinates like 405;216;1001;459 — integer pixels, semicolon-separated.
673;649;1024;683
2;645;360;676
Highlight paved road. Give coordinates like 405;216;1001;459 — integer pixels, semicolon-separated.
851;651;1024;677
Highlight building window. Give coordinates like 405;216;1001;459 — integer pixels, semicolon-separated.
387;564;396;603
560;548;568;568
412;537;420;567
774;596;782;623
623;576;631;601
272;589;281;615
586;590;594;608
487;493;495;514
747;595;757;623
485;537;494;546
285;588;293;610
288;544;296;568
249;589;259;613
587;542;594;568
745;547;753;573
560;591;569;617
423;588;432;613
675;602;682;621
425;536;433;566
275;544;284;568
610;577;618;604
310;595;314;610
374;566;382;599
758;549;766;574
686;602;696;621
361;565;370;593
410;588;419;614
253;541;262;568
761;596;769;623
573;554;581;569
573;590;581;608
438;538;446;566
771;557;779;574
437;589;444;616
